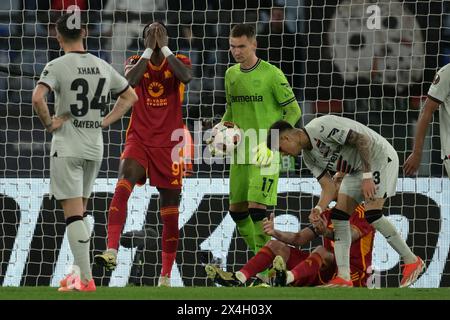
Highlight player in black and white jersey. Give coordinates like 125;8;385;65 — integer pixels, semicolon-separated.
404;63;450;177
32;13;137;292
267;115;424;287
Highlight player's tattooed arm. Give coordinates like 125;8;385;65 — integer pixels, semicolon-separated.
346;130;372;173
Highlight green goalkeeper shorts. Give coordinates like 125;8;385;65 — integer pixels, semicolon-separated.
229;164;279;206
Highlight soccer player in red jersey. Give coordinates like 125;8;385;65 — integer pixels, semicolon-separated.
95;22;192;287
206;173;375;287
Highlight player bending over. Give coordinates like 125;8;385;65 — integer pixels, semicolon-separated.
263;116;424;287
94;22;192;287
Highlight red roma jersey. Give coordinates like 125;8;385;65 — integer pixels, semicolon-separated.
125;54;191;147
323;205;375;275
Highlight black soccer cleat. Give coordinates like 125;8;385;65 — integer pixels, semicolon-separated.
205;264;242;287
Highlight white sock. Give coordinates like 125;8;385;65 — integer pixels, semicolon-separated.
371;216;416;264
286;271;294;285
67;218;92;283
82;213;92;237
331;219;351;281
106;248;118;256
235;271;247;284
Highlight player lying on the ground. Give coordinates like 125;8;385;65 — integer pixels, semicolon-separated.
206;173;375;287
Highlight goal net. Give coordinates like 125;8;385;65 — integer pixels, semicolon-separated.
0;0;449;288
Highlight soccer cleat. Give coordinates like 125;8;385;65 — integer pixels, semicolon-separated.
320;276;353;288
94;250;117;271
273;255;288;287
58;279;96;292
158;275;171;287
205;264;242;287
79;279;96;292
400;256;425;288
58;272;81;291
248;277;271;288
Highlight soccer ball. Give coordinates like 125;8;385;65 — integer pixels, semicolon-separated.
209;121;242;156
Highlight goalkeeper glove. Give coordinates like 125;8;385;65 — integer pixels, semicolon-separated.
252;142;276;167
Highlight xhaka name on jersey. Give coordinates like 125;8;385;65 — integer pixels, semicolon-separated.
77;67;100;75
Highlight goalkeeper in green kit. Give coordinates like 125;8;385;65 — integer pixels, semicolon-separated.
207;24;301;284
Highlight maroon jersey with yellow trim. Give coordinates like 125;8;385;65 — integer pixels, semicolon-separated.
322;205;375;279
125;54;191;147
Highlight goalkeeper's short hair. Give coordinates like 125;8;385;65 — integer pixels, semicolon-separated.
230;23;256;39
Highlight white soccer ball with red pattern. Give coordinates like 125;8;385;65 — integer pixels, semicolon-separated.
209;122;242;156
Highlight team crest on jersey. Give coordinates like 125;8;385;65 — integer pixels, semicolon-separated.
148;81;164;97
164;70;173;79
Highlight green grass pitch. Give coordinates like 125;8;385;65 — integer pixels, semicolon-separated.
0;287;449;300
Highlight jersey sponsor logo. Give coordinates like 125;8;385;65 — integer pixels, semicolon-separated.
335;155;356;174
77;67;100;75
147;81;164;98
323;145;355;173
314;138;331;158
327;128;340;138
72;119;102;129
230;95;263;103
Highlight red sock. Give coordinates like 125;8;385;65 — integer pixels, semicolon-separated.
160;206;179;277
107;179;133;250
239;246;275;280
290;252;323;286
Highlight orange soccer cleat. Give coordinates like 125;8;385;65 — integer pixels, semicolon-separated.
320;276;354;288
58;278;96;292
400;256;425;288
58;272;81;291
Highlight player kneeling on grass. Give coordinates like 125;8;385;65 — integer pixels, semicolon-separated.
206;173;375;287
264;116;424;287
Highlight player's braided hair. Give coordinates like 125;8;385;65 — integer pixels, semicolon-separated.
142;21;168;41
56;13;85;41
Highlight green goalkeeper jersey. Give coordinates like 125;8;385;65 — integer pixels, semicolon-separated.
223;59;299;164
